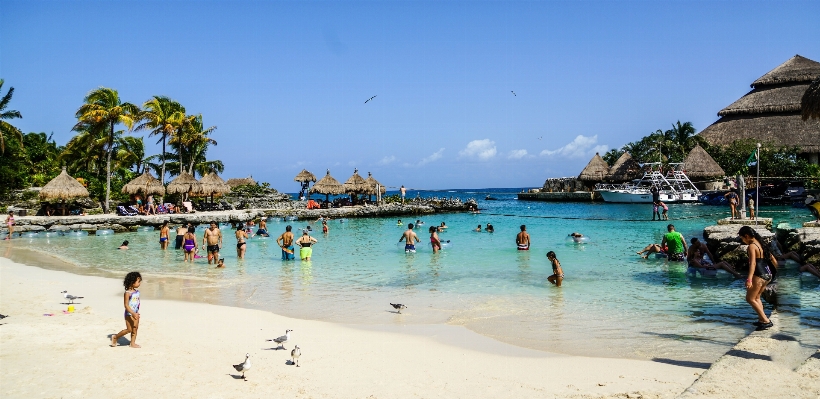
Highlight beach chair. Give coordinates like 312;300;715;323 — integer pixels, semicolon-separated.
126;205;140;215
220;201;233;211
182;201;194;213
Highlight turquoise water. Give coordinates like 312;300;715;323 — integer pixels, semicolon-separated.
3;188;818;362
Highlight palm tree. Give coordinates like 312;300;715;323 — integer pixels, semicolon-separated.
115;135;147;174
171;114;217;174
0;79;24;154
135;96;185;184
664;121;704;162
73;87;139;213
60;124;106;175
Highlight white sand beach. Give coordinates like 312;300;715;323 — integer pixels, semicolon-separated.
0;256;703;399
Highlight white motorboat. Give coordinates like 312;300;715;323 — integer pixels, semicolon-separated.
595;163;700;203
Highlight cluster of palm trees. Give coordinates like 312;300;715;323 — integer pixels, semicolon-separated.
603;121;706;166
62;87;220;212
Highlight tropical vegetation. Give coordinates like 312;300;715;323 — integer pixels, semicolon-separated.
0;82;222;209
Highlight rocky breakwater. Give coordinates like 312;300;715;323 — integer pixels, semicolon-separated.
703;222;775;271
775;222;820;265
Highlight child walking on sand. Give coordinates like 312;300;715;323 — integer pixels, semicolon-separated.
547;251;563;287
111;272;142;348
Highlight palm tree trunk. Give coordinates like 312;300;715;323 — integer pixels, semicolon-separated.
160;135;166;184
105;121;113;214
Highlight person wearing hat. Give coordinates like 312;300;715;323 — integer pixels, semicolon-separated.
296;229;318;261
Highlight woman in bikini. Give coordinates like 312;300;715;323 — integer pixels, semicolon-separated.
429;226;442;253
5;211;14;240
296;230;318;261
547;251;563;287
738;226;776;331
236;224;248;259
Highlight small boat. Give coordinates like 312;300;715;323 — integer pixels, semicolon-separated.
485;195;498;201
595;163;700;203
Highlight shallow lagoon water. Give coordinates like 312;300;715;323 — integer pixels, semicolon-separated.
3;188;818;362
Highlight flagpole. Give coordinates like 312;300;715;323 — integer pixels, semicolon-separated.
756;143;761;225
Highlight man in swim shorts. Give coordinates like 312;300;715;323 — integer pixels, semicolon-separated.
661;224;686;261
400;185;406;204
202;221;223;265
516;225;530;250
175;224;188;250
399;223;420;253
277;225;295;260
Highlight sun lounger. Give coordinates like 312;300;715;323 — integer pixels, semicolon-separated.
182;201;194;213
117;206;137;216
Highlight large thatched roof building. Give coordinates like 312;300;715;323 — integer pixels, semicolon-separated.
699;54;820;164
578;153;609;182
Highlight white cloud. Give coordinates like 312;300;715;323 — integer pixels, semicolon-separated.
507;149;529;159
540;135;607;158
405;148;445;167
377;155;396;165
459;139;497;161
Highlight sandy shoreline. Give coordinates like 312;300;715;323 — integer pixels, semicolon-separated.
0;256;703;399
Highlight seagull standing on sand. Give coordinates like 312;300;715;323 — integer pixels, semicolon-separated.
291;345;301;367
267;329;292;350
61;291;83;304
390;303;407;314
233;353;251;380
364;95;377;104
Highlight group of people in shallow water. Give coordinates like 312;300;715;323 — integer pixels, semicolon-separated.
636;223;820;331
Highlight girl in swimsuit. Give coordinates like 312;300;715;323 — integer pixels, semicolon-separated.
738;226;776;330
111;271;142;348
547;251;563;287
429;226;442;253
322;220;328;234
236;224;248;259
5;211;13;240
183;227;197;262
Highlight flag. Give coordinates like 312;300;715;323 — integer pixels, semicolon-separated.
746;149;758;167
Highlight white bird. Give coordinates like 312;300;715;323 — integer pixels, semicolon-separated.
390;303;407;314
291;345;301;367
233;353;251;380
61;291;84;304
267;329;292;350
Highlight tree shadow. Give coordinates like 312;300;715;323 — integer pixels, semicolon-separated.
726;349;771;361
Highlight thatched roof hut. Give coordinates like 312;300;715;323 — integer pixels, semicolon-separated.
166;172;202;195
682;145;725;178
699;55;820;157
294;169;317;183
226;176;256;188
310;170;345;201
802;77;820;120
121;171;165;196
199;172;231;196
577;153;609;181
364;172;387;195
343;169;373;195
39;167;90;201
605;152;642;182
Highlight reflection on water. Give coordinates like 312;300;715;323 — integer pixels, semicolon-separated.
2;189;818;362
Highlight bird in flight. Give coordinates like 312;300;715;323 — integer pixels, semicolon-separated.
537;136;543;140
364;95;377;104
511;91;516;96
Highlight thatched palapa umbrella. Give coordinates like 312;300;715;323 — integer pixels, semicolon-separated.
344;168;373;196
578;153;610;183
309;170;344;202
294;169;317;200
802;77;820;120
121;171;165;197
199;172;231;203
226;176;256;189
682;145;725;179
166;172;202;198
40;167;90;202
605;152;642;182
364;172;386;202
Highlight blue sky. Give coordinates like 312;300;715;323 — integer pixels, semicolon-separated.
2;0;819;191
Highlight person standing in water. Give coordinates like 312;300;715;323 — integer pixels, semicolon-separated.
202;221;223;265
5;211;14;240
322;220;329;234
546;251;563;287
296;229;318;260
661;224;687;261
277;225;295;260
516;225;530;250
111;271;142;348
429;226;442;253
257;219;269;237
399;223;420;253
183;226;197;262
159;221;170;250
651;187;661;221
174;224;188;250
235;224;248;259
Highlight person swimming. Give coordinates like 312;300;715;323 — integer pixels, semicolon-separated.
118;240;129;250
486;223;494;233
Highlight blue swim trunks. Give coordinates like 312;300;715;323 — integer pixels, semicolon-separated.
405;244;416;253
282;246;295;260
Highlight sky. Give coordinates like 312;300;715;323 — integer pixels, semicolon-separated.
2;0;819;191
